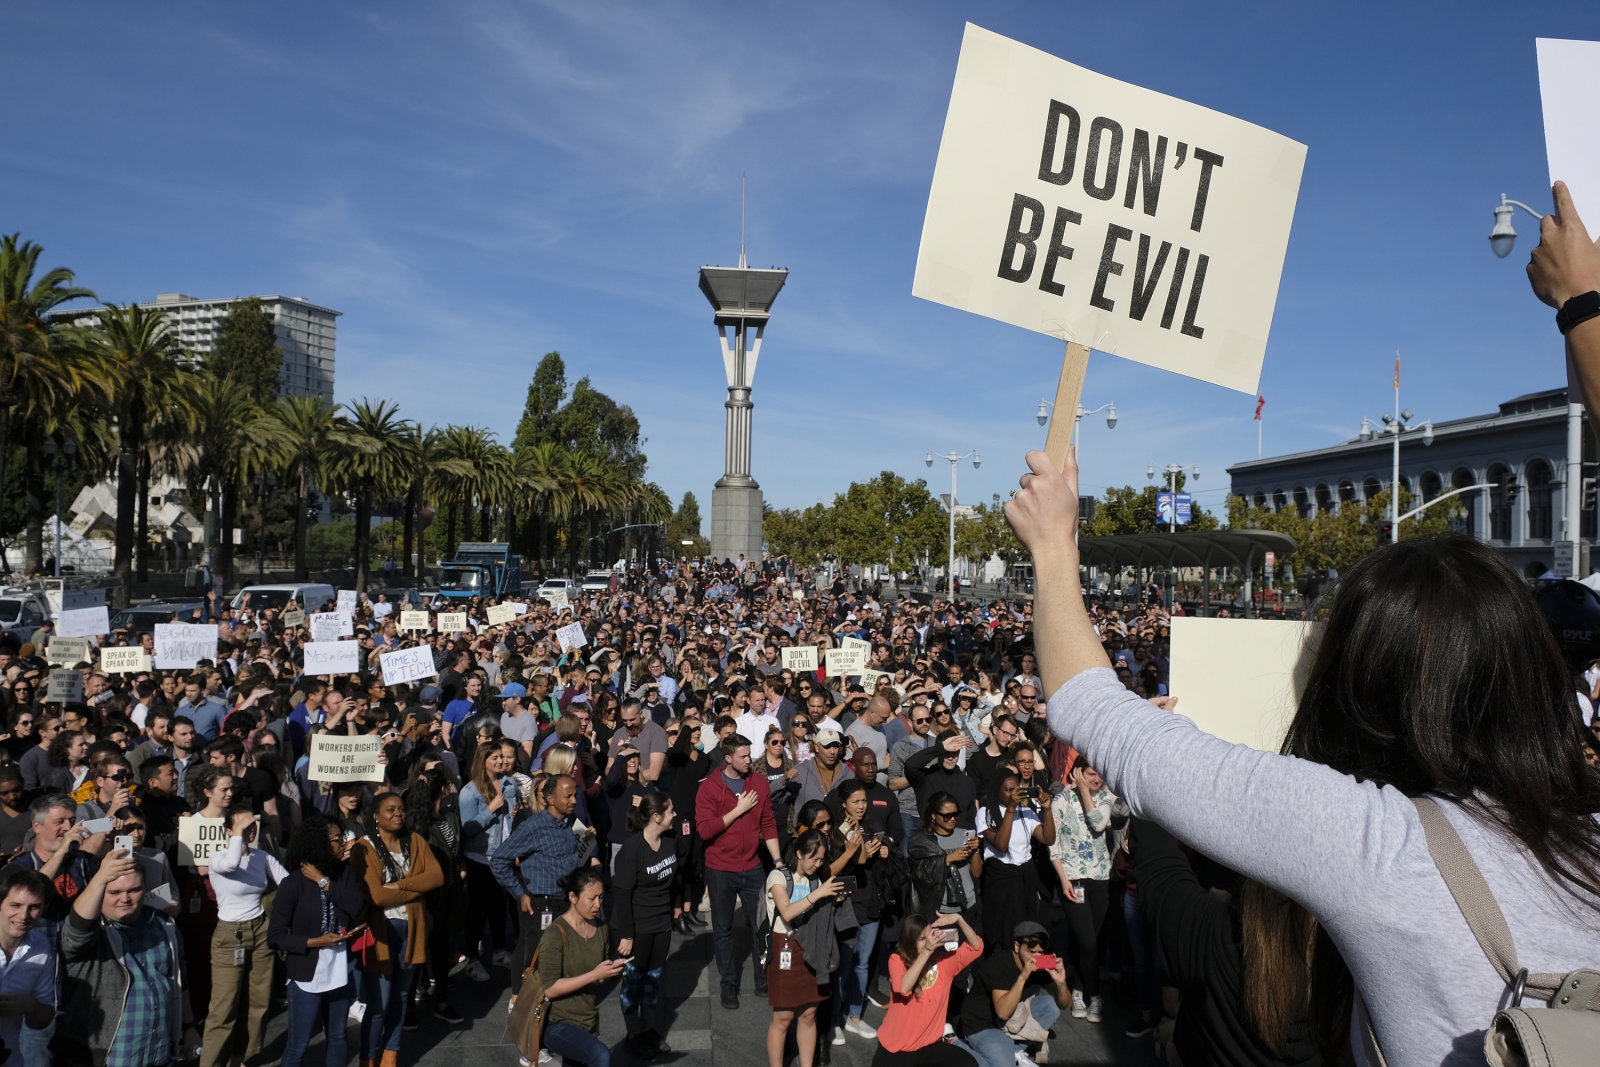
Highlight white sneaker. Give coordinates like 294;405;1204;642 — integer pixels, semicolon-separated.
1070;991;1087;1019
831;1027;847;1046
464;959;491;982
1086;996;1103;1023
845;1018;877;1040
1015;1052;1041;1067
347;1001;366;1024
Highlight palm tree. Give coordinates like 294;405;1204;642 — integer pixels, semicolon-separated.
179;372;286;592
86;304;190;601
328;399;408;592
512;441;567;571
271;395;337;579
436;425;513;550
0;235;97;573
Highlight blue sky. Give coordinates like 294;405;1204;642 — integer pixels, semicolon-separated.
7;1;1599;528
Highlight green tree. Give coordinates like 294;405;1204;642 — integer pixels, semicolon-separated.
1083;477;1220;536
764;503;835;567
212;298;283;404
552;377;646;480
955;494;1027;572
1226;488;1452;586
830;472;944;569
670;491;710;556
271;394;337;579
328;399;409;592
182;371;286;590
512;352;568;453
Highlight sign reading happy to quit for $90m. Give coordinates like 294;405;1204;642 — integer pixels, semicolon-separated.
914;24;1305;394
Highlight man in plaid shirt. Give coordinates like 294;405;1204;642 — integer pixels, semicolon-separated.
490;775;594;974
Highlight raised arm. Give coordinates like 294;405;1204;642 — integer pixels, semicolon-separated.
1526;181;1600;424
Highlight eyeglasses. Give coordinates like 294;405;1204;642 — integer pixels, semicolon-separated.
767;738;784;746
912;717;930;725
102;772;131;783
933;809;959;819
812;820;832;831
1020;694;1038;702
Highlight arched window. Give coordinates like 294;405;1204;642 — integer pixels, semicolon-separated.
1273;490;1287;512
1293;486;1311;519
1363;477;1382;503
1338;481;1357;505
1527;459;1554;540
1420;470;1443;503
1315;484;1334;513
1451;468;1479;536
1253;492;1267;510
1487;463;1512;541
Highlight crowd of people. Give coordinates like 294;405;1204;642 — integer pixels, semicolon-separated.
0;556;1201;1067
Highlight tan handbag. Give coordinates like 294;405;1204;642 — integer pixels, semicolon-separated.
1358;798;1600;1067
507;923;568;1060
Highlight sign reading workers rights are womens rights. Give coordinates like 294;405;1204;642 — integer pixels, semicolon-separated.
914;24;1305;394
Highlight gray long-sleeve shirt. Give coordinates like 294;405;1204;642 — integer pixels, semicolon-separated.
1051;667;1600;1067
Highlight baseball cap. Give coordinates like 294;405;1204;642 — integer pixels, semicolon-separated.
499;682;527;700
419;685;442;704
814;726;844;748
1012;920;1050;944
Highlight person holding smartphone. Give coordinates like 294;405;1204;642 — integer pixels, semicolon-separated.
957;920;1071;1067
872;913;983;1066
1048;756;1120;1024
536;867;627;1067
764;829;845;1067
269;814;364;1067
975;773;1055;972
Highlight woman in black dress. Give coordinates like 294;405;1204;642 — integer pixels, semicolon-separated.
612;792;678;1058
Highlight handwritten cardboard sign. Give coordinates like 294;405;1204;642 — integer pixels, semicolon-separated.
781;646;819;672
859;669;890;695
556;622;588;652
304;640;360;676
380;645;438;686
337;590;358;617
153;624;218;670
309;612;344;642
436;612;467;633
46;637;91;667
841;636;873;659
545;589;569;611
824;647;867;678
101;647;151;674
308;733;384;783
913;23;1305;394
281;608;307;628
177;815;258;868
55;606;110;638
47;669;84;704
486;603;520;626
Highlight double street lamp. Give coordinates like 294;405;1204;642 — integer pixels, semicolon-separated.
926;449;980;601
42;437;77;578
1037;398;1118;450
1359;410;1433;542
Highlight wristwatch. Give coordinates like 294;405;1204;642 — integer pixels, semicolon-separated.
317;877;330;891
1556;290;1600;336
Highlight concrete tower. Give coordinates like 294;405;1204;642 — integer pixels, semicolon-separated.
699;252;787;564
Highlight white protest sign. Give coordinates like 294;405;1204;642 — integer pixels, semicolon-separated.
308;733;384;783
178;815;257;868
507;601;528;617
304;640;360;676
380;645;438;686
1538;38;1600;240
824;647;867;678
308;612;344;642
486;603;520;626
46;637;91;667
841;636;872;659
399;610;432;631
781;646;818;672
1167;616;1317;752
101;647;151;674
55;606;110;638
436;612;467;633
793;588;805;601
281;608;307;628
47;669;84;704
556;622;588;652
153;624;218;670
914;23;1305;394
337;590;358;616
859;668;890;695
546;589;569;611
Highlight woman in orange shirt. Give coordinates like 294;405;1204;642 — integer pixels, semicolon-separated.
872;913;982;1067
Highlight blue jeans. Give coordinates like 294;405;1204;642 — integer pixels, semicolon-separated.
836;918;880;1020
964;992;1062;1067
544;1020;610;1067
360;919;414;1058
706;864;767;989
283;980;352;1067
1123;890;1161;1014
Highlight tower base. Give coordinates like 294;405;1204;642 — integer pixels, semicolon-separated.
711;484;765;564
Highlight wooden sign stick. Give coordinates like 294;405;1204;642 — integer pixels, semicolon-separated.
1043;341;1090;470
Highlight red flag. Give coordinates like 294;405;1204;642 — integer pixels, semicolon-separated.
1253;395;1265;420
1394;351;1400;390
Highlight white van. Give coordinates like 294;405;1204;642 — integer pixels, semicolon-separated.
230;583;337;614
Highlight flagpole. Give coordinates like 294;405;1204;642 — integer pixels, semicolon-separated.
1258;414;1262;459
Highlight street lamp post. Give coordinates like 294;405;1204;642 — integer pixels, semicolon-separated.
42;437;77;577
1488;192;1586;562
1038;398;1117;450
1147;462;1197;609
253;473;277;582
1359;404;1432;542
926;448;980;601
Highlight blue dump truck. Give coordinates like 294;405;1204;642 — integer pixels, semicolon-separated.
436;542;523;601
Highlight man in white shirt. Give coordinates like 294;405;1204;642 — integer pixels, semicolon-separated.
0;867;57;1060
203;811;288;1067
732;685;780;751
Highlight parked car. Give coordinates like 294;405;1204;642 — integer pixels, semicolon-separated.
581;571;615;594
108;601;208;635
229;583;337;614
0;594;51;644
538;578;579;601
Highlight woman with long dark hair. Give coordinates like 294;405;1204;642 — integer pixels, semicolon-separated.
665;714;710;930
405;765;466;1025
536;867;628;1067
269;813;364;1067
872;912;982;1067
829;778;889;1045
975;772;1054;964
612;792;678;1058
765;829;845;1067
1009;451;1600;1065
907;790;983;925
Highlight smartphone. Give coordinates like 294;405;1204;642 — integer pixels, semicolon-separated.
345;923;370;939
1033;953;1059;971
872;831;889;845
82;818;114;835
1021;785;1040;802
114;835;135;854
940;928;962;948
838;875;858;894
962;830;978;844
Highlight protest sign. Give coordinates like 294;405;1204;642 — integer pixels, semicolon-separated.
309;612;344;642
304;640;360;676
486;603;519;626
101;647;151;674
380;645;438;686
46;637;91;667
399;610;431;631
1167;617;1316;752
841;636;872;659
178;815;258;867
781;646;818;672
437;612;467;633
281;608;306;628
859;668;890;695
47;669;84;704
556;622;588;652
506;601;528;617
546;589;569;611
153;624;218;670
1538;38;1600;240
824;647;867;678
55;605;110;638
337;590;358;616
793;588;806;601
913;23;1305;395
308;733;384;783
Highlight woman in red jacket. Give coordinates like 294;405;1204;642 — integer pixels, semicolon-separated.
872;913;982;1067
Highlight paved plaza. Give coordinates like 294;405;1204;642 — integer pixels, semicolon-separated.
251;904;1162;1067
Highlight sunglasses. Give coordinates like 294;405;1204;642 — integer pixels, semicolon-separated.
102;772;132;783
767;739;784;746
912;717;930;725
934;809;959;819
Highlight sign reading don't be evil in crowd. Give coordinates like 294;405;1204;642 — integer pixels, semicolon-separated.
914;24;1305;394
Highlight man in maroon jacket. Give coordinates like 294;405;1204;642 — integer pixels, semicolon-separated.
695;732;783;1009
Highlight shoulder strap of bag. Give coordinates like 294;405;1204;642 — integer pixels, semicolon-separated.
1412;797;1563;999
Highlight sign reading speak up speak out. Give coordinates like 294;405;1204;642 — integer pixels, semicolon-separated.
914;24;1305;394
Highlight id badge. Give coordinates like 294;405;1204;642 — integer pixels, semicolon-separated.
233;946;247;968
541;911;553;930
778;949;792;971
681;819;692;837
